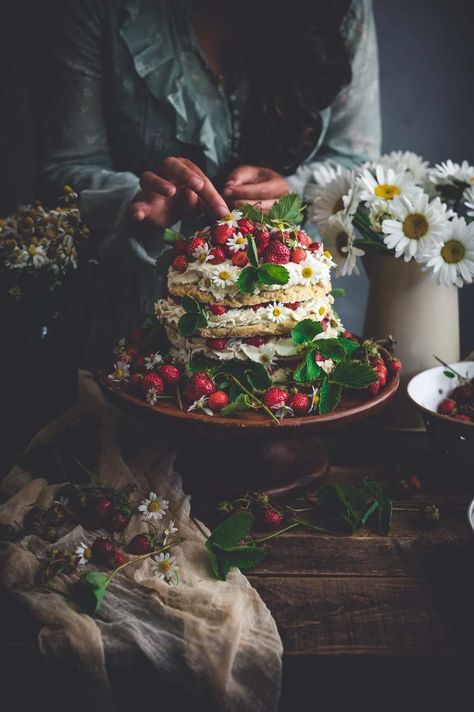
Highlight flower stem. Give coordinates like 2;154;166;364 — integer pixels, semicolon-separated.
223;373;280;424
106;537;185;583
254;521;300;543
289;516;340;536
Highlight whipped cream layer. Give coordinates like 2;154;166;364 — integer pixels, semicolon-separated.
167;253;333;302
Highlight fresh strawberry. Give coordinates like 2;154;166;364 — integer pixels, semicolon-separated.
237;218;254;234
129;373;144;396
314;352;326;363
232;251;249;267
158;364;181;385
172;254;188;272
110;512;130;532
286;302;301;310
368;380;381;396
388;357;402;373
453;384;473;404
92;496;114;521
263;387;289;409
321;317;329;331
290;247;307;264
370;356;385;367
438;398;457;416
254;229;270;248
262;241;290;264
308;241;322;252
113;551;127;567
142;373;165;397
91;538;116;566
211;223;235;245
258;508;283;531
208;391;230;411
208;247;226;265
184;372;216;402
128;533;152;555
297;230;312;247
209;304;227;316
244;336;267;347
454;414;473;422
187;236;206;260
250;303;265;312
172;239;188;256
207;338;228;351
375;364;387;387
288;393;311;415
408;474;422;491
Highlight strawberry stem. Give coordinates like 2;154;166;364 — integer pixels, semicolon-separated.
106;537;185;583
253;521;300;543
223;372;280;424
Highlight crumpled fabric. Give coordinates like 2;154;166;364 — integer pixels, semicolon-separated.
0;371;282;711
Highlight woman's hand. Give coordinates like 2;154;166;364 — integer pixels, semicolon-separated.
223;165;288;212
130;157;229;228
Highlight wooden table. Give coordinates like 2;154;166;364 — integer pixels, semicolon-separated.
2;422;474;710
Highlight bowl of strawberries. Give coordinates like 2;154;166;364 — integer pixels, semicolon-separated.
407;361;474;474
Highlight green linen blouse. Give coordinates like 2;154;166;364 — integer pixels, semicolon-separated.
40;0;381;361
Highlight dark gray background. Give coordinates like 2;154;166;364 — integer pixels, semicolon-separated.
0;0;473;351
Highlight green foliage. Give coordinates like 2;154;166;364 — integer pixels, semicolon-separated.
206;512;266;580
313;338;345;361
318;378;342;415
75;571;109;614
237;263;289;294
178;295;208;336
268;193;304;226
291;319;324;345
163;228;184;245
246;235;259;269
316;478;393;535
330;288;346;298
237;266;260;294
331;361;378;389
293;351;322;384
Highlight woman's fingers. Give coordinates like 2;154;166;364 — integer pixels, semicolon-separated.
158;157;205;192
179;158;229;218
140;171;176;198
224;164;261;189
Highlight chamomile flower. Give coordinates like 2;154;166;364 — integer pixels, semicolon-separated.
309;386;320;413
108;360;130;382
378;151;429;183
240;342;277;370
310;162;341;186
429;160;474;185
138;492;169;521
357;165;416;204
297;255;324;285
162;520;178;546
211;265;239;288
217;209;243;228
193;242;211;263
146;387;160;406
464;185;474;217
75;542;93;567
153;552;179;583
188;396;214;416
422;216;474;287
27;244;49;267
145;352;163;370
226;231;248;252
369;202;396;233
382;191;450;262
306;168;353;226
319;214;363;276
273;404;294;419
266;302;290;324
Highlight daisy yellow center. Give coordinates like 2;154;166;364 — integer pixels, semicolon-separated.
198;253;207;263
312;394;320;406
28;245;38;256
223;213;234;221
159;560;171;573
318;306;326;316
301;266;314;279
219;270;230;280
84;548;92;560
403;213;428;240
441;239;465;264
261;354;272;363
148;500;161;513
277;222;285;231
273;308;282;317
236;236;245;245
374;184;400;200
323;250;332;259
115;368;124;379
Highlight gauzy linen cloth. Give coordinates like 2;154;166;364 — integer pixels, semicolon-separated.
0;371;282;711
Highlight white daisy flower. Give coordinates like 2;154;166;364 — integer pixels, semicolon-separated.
319;215;363;276
310;162;341;187
113;338;127;356
188;396;214;416
211;265;239;288
463;185;474;217
266;302;290;323
193;242;211;263
306;168;354;226
369;202;396;233
422;216;474;287
162;520;178;546
268;222;292;235
27;244;49;268
75;542;93;567
5;249;29;270
146;387;160;406
217;209;243;228
429;159;474;185
240;342;277;370
382;191;450;262
309;386;320;413
378;151;429;183
297;255;324;285
226;232;248;252
357;165;417;204
153;552;179;583
273;404;294;419
138;492;169;521
108;360;130;382
144;352;163;370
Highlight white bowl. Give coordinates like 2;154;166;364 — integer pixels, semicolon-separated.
407;361;474;422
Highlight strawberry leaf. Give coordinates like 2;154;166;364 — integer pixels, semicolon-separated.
237;266;259;294
206;512;254;550
258;263;289;286
268;193;304;226
318;378;342;415
238;204;265;224
163;228;184;244
182;295;200;313
75;571;109;614
246;362;272;390
178;313;199;337
246;235;259;269
331;361;378;389
338;337;360;356
330;288;346;298
291;319;324;345
211;543;266;580
220;393;251;416
314;338;345;361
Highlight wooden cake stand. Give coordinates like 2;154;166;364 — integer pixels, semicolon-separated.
98;370;399;503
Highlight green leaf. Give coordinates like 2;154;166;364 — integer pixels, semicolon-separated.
314;338;345;361
268;193;304;226
291;319;324;345
293;351;323;383
155;249;174;274
258;263;289;286
330;288;346;298
318;378;342;415
363;477;393;535
188;354;216;374
246;363;272;390
237;266;259;294
75;571;109;614
220;393;252;416
238;204;265;224
182;295;200;313
443;370;456;379
331;361;378;389
317;484;368;533
163;228;184;244
207;512;254;549
246;235;259;269
178;313;199;337
338;337;360;356
211;543;266;580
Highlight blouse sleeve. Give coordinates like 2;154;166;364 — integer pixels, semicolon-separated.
286;0;381;196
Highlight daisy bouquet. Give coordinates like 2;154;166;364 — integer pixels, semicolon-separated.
306;152;474;287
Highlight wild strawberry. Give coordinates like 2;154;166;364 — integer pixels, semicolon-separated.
237;218;254;234
172;254;188;272
368;380;381;396
297;230;312;247
187;236;206;260
290;247;307;264
438;398;457;416
129;328;146;345
250;303;265;312
172;239;188;256
244;336;267;347
262;241;290;264
453;384;473;404
286;302;301;310
142;373;165;398
158;364;181;385
258;508;283;531
370;356;385;367
232;251;249;267
207;338;228;351
321;318;329;331
454;414;473;423
314;352;326;363
128;534;152;555
254;229;270;248
308;242;322;252
288;393;311;415
113;551;127;567
209;304;227;316
263;387;289;409
208;391;230;411
91;538;116;566
184;372;215;402
375;364;387;388
208;247;226;265
92;496;114;521
408;474;422;491
388;357;402;373
211;223;235;245
110;512;130;532
129;373;144;396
